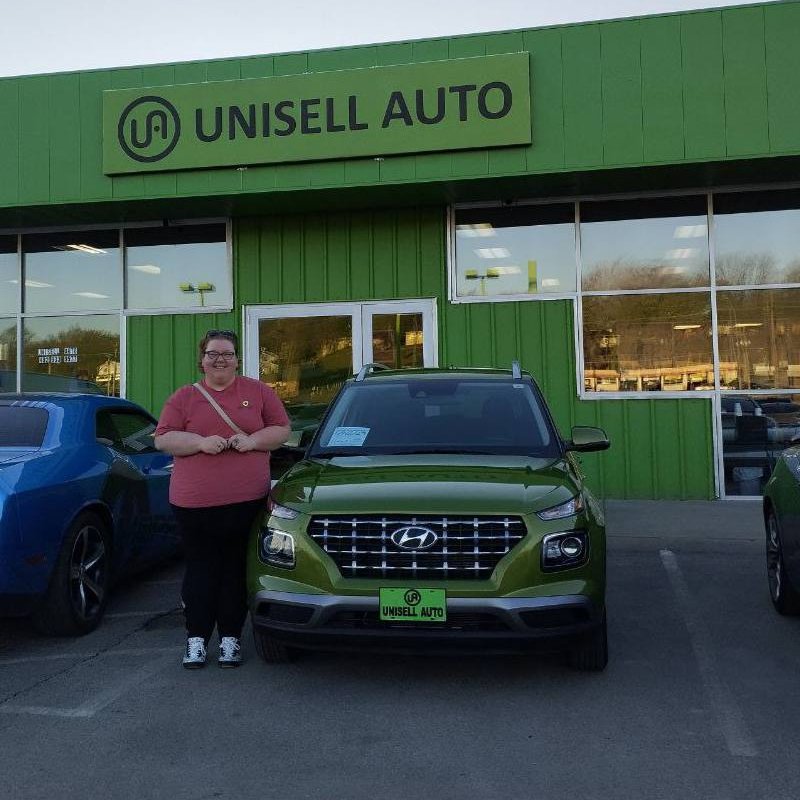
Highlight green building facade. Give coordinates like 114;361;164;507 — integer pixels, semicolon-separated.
2;1;800;499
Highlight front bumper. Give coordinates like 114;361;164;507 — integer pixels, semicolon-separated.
251;590;603;654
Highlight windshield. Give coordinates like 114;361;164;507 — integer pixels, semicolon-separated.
310;378;561;458
0;406;49;447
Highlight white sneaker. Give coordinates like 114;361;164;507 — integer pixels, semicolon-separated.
182;637;207;669
218;636;242;668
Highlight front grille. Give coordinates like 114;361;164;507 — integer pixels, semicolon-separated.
307;515;526;580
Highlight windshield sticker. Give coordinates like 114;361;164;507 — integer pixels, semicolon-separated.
327;427;370;447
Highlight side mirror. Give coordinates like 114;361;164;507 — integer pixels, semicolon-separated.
565;426;610;453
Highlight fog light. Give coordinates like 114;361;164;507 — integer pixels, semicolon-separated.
541;531;588;571
560;536;584;558
260;529;295;569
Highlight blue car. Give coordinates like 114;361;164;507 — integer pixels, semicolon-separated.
0;394;178;635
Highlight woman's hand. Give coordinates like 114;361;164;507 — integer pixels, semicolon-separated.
199;435;230;455
228;434;256;453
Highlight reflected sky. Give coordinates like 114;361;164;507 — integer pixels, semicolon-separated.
455;223;576;296
126;241;229;309
0;251;18;315
714;209;800;285
581;215;709;290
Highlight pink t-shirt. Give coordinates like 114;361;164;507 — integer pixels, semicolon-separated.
155;375;290;508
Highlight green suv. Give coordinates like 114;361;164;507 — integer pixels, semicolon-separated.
248;363;610;670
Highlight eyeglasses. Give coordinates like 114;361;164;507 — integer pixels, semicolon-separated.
205;328;236;339
203;350;237;361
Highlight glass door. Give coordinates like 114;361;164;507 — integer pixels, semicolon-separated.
245;299;437;440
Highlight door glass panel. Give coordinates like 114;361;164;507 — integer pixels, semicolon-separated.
258;316;353;423
721;393;800;496
370;314;424;369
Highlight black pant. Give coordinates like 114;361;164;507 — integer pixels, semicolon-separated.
172;499;264;642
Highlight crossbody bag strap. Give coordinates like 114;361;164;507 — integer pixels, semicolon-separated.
192;382;246;436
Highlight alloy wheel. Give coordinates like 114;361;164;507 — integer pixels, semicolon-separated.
766;514;783;602
68;524;107;621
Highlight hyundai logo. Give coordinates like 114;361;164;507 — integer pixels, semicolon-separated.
390;526;438;550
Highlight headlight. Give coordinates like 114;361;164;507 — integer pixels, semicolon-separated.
537;494;585;521
541;531;589;571
784;450;800;481
267;499;299;520
259;529;296;569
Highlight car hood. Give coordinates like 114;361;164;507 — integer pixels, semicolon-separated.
273;454;577;515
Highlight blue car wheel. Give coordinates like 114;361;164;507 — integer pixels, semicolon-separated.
31;510;111;636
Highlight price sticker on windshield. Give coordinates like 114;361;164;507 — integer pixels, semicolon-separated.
327;427;369;447
379;588;447;622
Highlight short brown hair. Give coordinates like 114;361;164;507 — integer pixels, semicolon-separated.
197;329;239;370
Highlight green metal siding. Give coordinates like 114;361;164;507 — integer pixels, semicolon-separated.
1;2;799;212
127;210;715;499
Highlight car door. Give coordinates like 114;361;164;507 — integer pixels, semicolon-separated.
96;408;177;571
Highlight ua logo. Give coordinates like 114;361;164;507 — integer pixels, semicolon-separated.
117;95;181;164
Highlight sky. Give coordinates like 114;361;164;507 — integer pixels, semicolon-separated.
0;0;762;78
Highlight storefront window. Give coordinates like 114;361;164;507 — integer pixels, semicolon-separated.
23;231;121;313
716;288;800;391
0;318;17;392
714;190;800;287
0;236;18;315
721;393;800;496
582;292;713;392
455;205;576;297
580;197;709;291
22;315;120;396
125;224;229;310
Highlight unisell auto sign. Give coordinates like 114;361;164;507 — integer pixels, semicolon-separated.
102;53;531;174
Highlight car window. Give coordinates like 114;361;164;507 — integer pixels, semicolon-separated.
312;379;560;457
0;406;48;447
96;410;157;454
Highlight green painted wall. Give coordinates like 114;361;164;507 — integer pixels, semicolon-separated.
2;2;800;211
127;209;715;499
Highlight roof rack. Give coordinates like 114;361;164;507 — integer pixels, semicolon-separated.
511;360;522;379
354;362;391;382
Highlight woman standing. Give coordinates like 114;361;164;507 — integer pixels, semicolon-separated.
154;329;290;669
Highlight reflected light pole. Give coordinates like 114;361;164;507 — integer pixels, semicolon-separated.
179;281;215;307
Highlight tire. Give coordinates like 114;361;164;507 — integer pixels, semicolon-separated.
567;612;608;672
31;511;111;636
766;511;800;616
253;628;297;664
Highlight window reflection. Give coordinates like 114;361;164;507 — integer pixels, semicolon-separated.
716;288;800;390
455;205;576;297
23;231;121;313
258;315;353;413
583;293;713;392
22;315;120;396
721;393;800;495
581;197;709;291
0;318;17;392
371;314;423;369
0;236;17;315
125;224;229;310
714;194;800;286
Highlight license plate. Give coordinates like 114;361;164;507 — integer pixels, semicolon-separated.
379;588;447;622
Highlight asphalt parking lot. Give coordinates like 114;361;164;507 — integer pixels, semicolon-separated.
1;499;798;800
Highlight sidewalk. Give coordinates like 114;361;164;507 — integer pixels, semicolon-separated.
604;498;763;542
